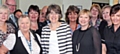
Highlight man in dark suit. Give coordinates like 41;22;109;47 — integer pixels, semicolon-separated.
5;0;18;30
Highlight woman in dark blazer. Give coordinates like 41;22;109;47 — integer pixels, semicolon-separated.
0;15;42;54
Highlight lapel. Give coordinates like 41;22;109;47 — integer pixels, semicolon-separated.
18;30;32;54
8;18;17;29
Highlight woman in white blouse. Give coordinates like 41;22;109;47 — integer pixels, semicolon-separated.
41;4;72;54
0;15;41;54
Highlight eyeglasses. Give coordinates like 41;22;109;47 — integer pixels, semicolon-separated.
6;3;16;7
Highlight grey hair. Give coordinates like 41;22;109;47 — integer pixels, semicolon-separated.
18;15;30;23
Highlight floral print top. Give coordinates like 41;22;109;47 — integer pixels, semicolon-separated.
90;18;101;30
0;23;15;46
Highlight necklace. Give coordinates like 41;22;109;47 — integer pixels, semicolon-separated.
76;43;80;52
75;32;85;52
70;23;78;31
75;25;90;52
26;37;32;52
24;33;32;52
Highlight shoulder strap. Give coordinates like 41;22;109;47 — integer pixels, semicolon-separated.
31;30;42;54
15;30;18;38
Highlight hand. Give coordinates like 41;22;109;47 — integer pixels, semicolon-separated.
0;45;9;54
0;47;6;54
102;44;107;54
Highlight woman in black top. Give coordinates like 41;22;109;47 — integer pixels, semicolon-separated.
28;5;42;37
99;5;112;54
72;9;101;54
103;4;120;54
99;5;112;39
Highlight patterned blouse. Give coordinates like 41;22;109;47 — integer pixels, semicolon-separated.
0;23;15;46
90;18;101;30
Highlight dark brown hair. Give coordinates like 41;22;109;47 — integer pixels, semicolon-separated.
65;5;80;24
28;5;40;23
46;4;62;20
14;9;22;15
110;4;120;16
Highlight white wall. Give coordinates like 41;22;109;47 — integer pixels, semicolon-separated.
62;0;92;20
63;0;92;13
19;0;63;14
0;0;2;5
18;0;92;20
19;0;92;14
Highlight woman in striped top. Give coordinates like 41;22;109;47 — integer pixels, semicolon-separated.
41;4;72;54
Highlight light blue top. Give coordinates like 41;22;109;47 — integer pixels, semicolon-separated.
71;24;80;35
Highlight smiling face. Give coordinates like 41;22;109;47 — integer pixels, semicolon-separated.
6;0;16;14
49;10;59;23
18;16;31;32
0;9;9;22
90;7;99;18
111;10;120;26
68;12;78;22
15;11;22;18
79;13;90;27
102;8;111;22
28;9;39;22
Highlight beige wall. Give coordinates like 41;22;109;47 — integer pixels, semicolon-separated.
92;0;109;3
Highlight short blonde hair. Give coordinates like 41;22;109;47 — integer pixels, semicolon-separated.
0;5;10;15
79;9;91;19
18;15;30;24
